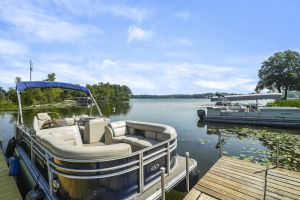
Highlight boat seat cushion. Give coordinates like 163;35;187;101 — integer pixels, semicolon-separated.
65;118;75;126
132;138;159;148
36;126;83;146
107;120;177;151
126;120;177;141
109;121;128;137
33;113;52;131
41;136;132;159
84;118;108;144
121;135;144;145
37;113;51;121
112;136;127;143
83;142;105;147
144;131;157;140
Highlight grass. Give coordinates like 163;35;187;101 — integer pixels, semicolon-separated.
267;99;300;108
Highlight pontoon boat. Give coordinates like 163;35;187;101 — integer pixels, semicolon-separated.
198;93;300;128
12;81;197;199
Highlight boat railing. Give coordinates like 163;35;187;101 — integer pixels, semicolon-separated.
16;125;177;199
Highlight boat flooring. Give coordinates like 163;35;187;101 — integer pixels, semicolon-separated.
0;152;22;200
185;156;300;200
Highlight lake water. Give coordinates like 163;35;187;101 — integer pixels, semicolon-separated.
0;98;299;199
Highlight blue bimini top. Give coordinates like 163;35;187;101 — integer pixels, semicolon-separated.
16;81;91;96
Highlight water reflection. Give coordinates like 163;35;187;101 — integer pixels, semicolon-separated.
100;102;131;116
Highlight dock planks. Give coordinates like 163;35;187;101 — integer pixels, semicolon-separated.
185;156;300;200
0;153;22;200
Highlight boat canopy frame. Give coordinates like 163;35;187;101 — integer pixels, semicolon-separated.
16;81;103;124
211;93;282;102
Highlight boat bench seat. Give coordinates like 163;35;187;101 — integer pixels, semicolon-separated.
105;120;177;151
35;124;131;159
35;125;83;146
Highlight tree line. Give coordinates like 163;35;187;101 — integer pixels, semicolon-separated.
132;93;237;99
0;73;132;108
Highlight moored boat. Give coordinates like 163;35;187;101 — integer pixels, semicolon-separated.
197;93;300;128
12;81;197;199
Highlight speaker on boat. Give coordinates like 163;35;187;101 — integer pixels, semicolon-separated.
5;137;17;158
25;185;45;200
197;110;205;121
174;169;200;192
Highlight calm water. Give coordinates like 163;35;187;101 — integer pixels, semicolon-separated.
0;98;299;199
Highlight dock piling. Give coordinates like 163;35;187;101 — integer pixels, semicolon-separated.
160;167;166;200
217;129;223;157
186;152;190;192
276;138;280;168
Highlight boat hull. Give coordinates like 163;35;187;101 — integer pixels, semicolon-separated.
204;116;300;128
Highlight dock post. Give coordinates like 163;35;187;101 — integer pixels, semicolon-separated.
139;152;144;193
276;138;280;168
167;141;170;175
160;167;166;200
218;130;223;157
186;152;190;192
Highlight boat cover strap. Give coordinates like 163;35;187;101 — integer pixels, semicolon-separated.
16;81;90;95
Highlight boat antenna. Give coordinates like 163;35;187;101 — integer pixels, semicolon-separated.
30;59;33;81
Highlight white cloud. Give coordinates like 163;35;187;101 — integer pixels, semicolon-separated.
0;39;28;56
105;4;148;23
128;25;152;42
50;0;149;22
175;11;190;20
97;59;157;90
0;54;257;93
0;0;101;42
194;78;255;90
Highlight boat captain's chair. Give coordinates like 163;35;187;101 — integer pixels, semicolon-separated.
33;113;52;131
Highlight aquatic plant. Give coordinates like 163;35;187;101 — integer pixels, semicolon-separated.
208;126;300;171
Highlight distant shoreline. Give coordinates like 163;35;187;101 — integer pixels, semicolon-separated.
132;93;236;99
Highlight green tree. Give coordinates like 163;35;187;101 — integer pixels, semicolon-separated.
45;73;56;81
7;88;18;103
15;77;21;83
0;87;5;100
255;50;300;99
86;82;132;103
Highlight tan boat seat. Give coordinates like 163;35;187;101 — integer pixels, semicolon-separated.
105;120;177;151
83;118;109;144
40;135;132;159
35;125;83;146
33;113;52;131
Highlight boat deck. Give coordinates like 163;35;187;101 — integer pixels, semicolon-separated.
0;152;22;200
184;156;300;200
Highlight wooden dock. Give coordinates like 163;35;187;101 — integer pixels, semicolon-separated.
0;153;22;200
184;156;300;200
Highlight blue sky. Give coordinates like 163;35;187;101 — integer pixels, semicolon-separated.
0;0;299;94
